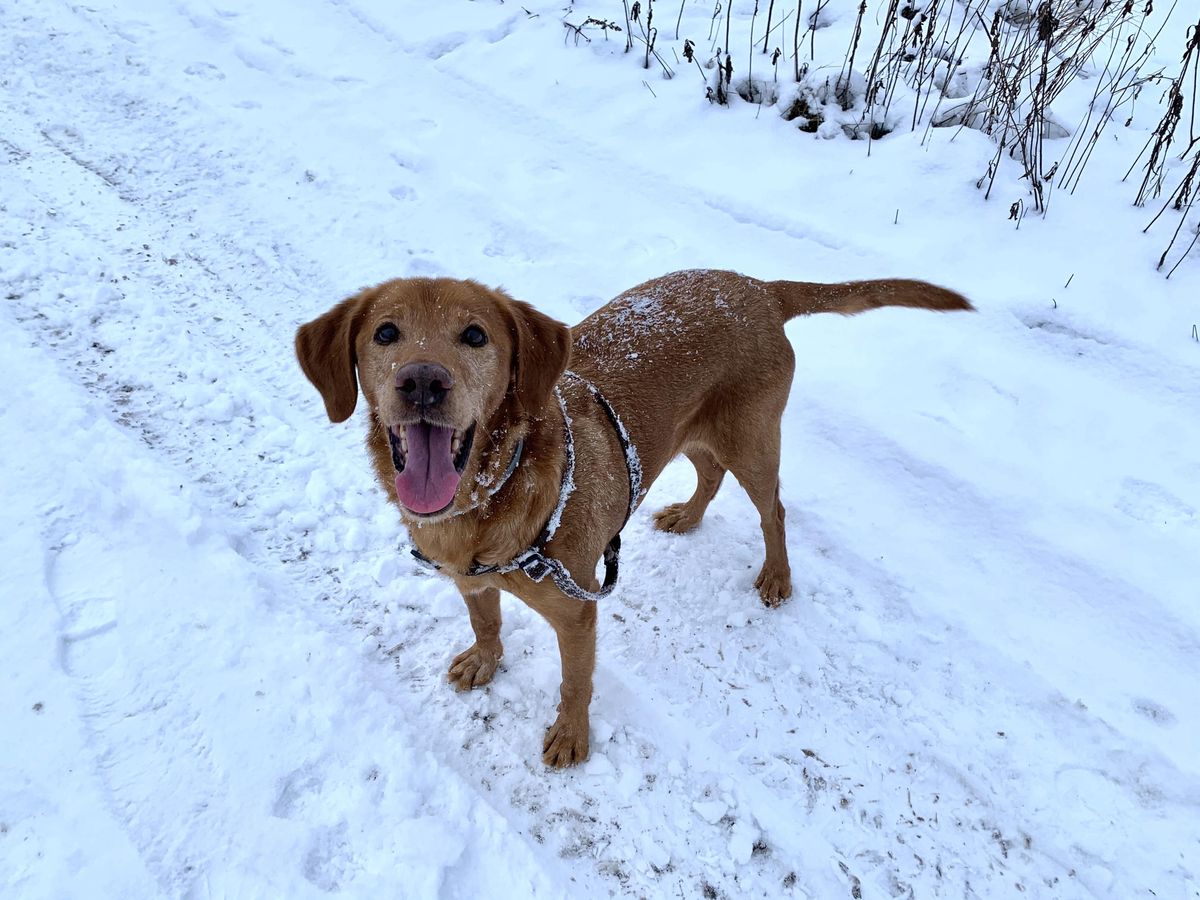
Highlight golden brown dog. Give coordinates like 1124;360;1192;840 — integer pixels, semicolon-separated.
296;269;972;767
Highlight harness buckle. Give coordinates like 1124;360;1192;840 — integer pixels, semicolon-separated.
516;550;552;583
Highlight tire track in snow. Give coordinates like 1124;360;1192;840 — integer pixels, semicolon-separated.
42;526;231;894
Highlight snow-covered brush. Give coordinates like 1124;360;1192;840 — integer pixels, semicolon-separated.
1055;2;1173;197
568;0;1190;269
932;0;1154;212
1129;14;1200;275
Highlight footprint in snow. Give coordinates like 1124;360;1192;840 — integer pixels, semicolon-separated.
47;535;122;678
183;62;225;81
272;763;326;819
405;256;447;278
1115;478;1195;528
1131;697;1176;727
303;821;354;892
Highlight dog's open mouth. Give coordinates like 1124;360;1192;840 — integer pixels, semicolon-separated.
387;421;476;515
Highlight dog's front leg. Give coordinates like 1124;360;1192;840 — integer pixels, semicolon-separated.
540;595;597;767
514;577;597;768
447;585;504;690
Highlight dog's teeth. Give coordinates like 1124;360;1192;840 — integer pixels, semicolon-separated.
451;432;461;455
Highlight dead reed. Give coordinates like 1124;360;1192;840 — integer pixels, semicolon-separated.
562;0;1196;271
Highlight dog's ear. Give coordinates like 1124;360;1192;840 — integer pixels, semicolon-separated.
505;296;571;418
295;291;371;423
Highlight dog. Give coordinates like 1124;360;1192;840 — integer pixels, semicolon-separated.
296;269;972;767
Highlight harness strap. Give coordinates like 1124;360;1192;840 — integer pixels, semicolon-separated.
439;436;524;520
563;370;642;528
492;436;525;496
409;371;640;602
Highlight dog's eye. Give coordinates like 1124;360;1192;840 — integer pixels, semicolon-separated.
460;325;488;348
374;323;400;345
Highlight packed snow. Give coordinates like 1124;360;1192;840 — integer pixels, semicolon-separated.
2;0;1198;898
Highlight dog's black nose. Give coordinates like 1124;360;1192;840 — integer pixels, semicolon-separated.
395;362;453;408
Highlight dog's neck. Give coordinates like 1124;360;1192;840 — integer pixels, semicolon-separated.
401;396;567;575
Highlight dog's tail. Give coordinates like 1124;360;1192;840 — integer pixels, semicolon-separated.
767;278;974;320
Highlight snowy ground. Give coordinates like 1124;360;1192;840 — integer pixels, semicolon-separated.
2;0;1198;897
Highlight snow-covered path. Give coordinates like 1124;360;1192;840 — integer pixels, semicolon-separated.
3;1;1198;897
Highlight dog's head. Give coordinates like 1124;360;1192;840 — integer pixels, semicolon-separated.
296;277;570;520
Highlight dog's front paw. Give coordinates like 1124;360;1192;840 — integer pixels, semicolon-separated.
542;713;590;768
754;566;792;608
447;641;503;691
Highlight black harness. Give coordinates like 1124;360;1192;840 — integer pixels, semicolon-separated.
410;370;642;602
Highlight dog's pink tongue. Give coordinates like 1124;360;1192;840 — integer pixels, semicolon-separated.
395;423;461;514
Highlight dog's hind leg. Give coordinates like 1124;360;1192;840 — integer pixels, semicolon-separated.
652;448;726;534
722;416;793;607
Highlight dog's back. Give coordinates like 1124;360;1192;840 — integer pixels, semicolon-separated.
571;269;971;487
569;268;972;605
